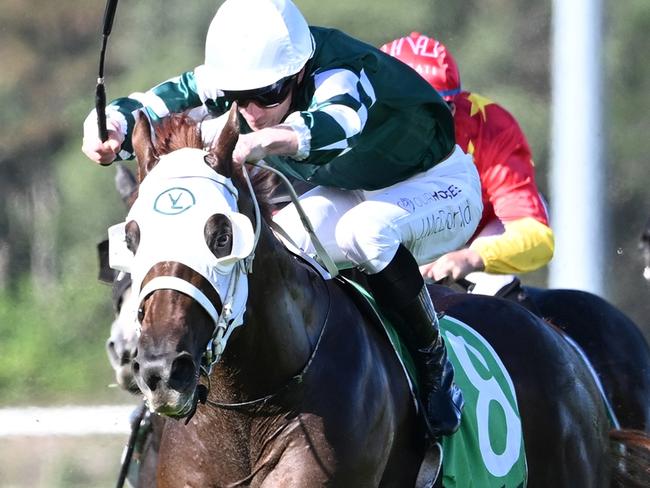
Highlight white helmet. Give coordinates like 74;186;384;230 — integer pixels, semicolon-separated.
204;0;315;91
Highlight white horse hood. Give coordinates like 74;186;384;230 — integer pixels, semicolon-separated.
108;148;254;333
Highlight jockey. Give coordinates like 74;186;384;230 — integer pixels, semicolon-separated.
381;33;554;303
82;0;483;440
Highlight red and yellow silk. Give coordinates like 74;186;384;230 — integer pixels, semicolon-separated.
452;91;554;274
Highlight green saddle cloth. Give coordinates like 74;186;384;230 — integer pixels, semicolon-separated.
342;277;528;488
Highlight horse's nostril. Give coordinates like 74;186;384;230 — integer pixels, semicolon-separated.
146;372;162;392
132;361;140;374
120;351;131;366
169;353;196;391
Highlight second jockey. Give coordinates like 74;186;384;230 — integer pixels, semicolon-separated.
382;32;554;302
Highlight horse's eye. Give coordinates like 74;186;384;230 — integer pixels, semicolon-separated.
125;220;140;253
208;230;232;254
204;214;233;258
125;234;135;252
216;234;231;248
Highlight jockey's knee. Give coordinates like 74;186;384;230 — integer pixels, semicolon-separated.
335;205;400;274
272;204;311;250
273;193;339;249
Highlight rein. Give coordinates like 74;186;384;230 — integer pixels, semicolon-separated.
196;165;334;413
249;161;339;278
180;163;333;417
199;276;331;413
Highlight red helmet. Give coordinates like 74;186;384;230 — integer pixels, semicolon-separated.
380;32;461;100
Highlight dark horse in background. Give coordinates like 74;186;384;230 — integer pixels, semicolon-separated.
525;285;650;431
447;274;650;433
517;212;650;432
97;107;650;487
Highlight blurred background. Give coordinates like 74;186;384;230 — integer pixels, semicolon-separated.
0;0;648;486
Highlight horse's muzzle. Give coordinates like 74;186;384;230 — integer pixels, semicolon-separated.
133;351;200;416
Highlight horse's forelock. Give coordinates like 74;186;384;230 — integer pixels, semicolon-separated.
152;114;203;156
151;113;277;220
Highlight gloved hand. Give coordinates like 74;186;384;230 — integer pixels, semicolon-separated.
82;110;124;165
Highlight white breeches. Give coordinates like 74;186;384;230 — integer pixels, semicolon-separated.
273;145;483;274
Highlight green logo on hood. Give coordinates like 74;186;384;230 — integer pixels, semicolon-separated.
154;187;196;215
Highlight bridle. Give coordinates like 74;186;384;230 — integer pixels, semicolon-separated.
133;158;264;375
159;163;333;419
206;163;262;367
106;132;338;422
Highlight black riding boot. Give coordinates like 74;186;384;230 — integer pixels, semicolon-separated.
366;245;464;439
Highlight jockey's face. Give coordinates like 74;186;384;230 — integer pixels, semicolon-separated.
236;68;304;131
237;93;293;131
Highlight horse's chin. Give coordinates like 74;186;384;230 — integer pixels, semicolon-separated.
145;387;197;418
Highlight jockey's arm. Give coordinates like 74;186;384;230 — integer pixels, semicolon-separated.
232;125;301;164
284;68;370;163
469;217;554;274
421;118;555;281
233;67;371;166
82;69;210;164
467;109;555;274
419;215;554;282
470;140;555;274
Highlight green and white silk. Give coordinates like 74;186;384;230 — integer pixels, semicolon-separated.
98;27;454;191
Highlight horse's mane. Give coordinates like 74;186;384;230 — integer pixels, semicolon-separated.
151;113;277;220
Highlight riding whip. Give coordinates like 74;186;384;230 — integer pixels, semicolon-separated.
94;0;120;165
115;401;147;488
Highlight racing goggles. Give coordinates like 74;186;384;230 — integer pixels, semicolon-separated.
222;74;298;108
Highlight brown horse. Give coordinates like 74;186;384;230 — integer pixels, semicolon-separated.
109;110;649;487
100;169;650;474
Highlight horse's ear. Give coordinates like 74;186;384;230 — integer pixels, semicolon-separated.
210;104;240;177
115;163;139;209
132;114;158;182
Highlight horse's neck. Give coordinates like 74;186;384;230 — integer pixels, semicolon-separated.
219;222;325;398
